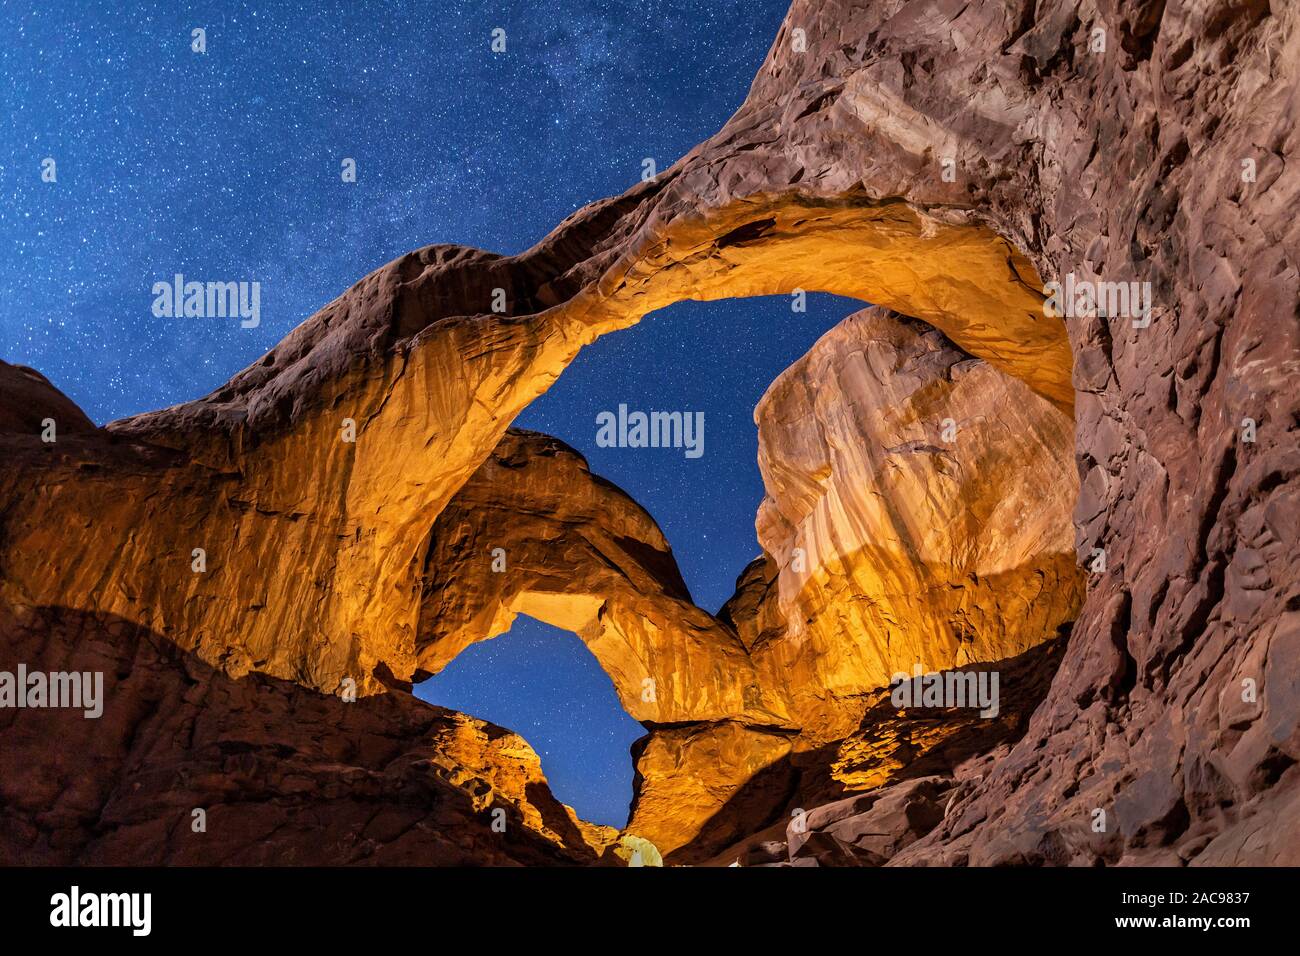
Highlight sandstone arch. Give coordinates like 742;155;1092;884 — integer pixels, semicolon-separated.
2;0;1296;867
397;301;1083;856
416;428;790;726
90;85;1078;700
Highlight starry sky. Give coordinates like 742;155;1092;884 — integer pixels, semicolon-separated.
1;0;861;829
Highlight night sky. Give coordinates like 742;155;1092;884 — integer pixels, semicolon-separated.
1;1;860;828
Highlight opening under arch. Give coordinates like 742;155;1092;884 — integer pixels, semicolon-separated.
414;615;646;828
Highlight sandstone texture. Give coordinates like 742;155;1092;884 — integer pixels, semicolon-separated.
418;428;787;727
690;631;1071;866
0;603;613;865
744;307;1081;727
3;0;1298;866
783;776;954;867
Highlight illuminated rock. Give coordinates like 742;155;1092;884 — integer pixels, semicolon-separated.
418;428;788;727
2;0;1297;868
0;600;614;865
611;834;663;868
625;721;798;861
743;307;1083;729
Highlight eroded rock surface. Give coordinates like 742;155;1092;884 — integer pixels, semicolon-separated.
417;428;787;727
410;314;1082;859
649;307;1084;862
68;0;1090;706
743;307;1082;729
784;776;954;868
692;633;1071;866
0;603;613;865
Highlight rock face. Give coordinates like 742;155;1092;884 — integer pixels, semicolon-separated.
0;362;625;864
416;428;796;854
0;363;96;436
5;0;1086;710
3;0;1298;866
697;635;1070;867
784;776;954;868
637;306;1083;862
0;602;613;865
0;323;1076;863
748;0;1300;868
627;721;801;860
418;428;787;728
744;307;1082;728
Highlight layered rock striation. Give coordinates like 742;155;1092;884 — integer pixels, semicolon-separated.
743;307;1082;729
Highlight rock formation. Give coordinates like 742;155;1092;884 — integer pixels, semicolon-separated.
417;428;787;727
407;313;1080;859
698;634;1070;866
625;306;1083;860
3;0;1298;866
744;307;1081;727
0;601;614;865
415;427;796;856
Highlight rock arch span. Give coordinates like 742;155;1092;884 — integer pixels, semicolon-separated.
2;0;1296;865
89;98;1077;702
